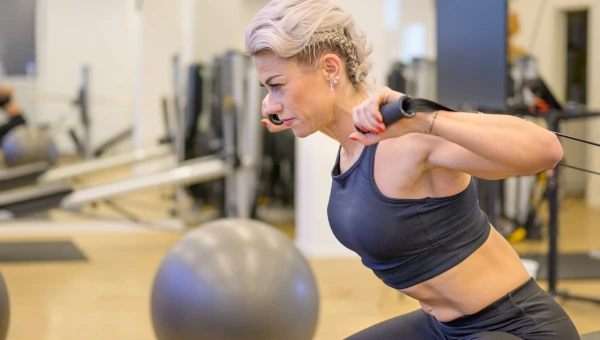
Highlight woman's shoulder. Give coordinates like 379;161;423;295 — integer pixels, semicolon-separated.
379;133;431;160
375;133;468;197
373;133;431;179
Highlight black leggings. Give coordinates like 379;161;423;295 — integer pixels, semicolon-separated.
0;115;26;143
346;278;580;340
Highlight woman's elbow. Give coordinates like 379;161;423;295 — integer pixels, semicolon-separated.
533;134;563;174
519;134;563;176
544;134;564;168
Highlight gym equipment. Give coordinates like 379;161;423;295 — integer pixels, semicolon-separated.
180;61;228;216
36;77;174;185
15;66;134;160
1;50;263;224
175;52;263;219
150;218;320;340
1;125;59;168
0;270;9;340
519;253;600;280
387;61;406;93
0;240;87;262
403;58;436;100
257;126;296;208
0;162;49;191
60;155;229;209
60;50;263;223
384;59;435;101
541;111;600;305
509;55;563;112
92;126;134;157
0;133;168;220
37;144;172;184
0;183;72;220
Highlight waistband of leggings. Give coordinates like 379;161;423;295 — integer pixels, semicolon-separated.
439;277;539;328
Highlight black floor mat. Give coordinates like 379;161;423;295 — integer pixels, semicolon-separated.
581;330;600;340
519;253;600;280
0;240;88;262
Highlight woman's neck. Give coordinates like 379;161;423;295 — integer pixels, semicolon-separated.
321;89;370;155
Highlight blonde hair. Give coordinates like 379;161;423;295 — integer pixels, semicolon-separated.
245;0;374;93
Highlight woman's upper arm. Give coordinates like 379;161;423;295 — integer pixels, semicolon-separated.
422;134;520;180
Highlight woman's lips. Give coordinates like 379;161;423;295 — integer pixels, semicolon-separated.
283;118;294;126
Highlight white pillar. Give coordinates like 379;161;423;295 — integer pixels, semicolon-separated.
585;2;600;207
132;0;144;150
294;134;358;258
179;0;196;70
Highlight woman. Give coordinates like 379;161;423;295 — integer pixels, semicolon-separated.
245;0;580;339
0;84;27;143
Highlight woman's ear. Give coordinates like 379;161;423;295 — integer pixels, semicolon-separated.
320;53;342;82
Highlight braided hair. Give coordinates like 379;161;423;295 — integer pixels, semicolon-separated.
296;28;366;88
245;0;374;93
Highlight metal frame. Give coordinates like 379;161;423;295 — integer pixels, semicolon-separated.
486;109;600;304
0;184;73;220
1;51;263;225
544;111;600;304
59;51;263;222
37;145;172;184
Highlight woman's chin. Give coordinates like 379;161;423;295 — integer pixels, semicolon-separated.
290;126;316;138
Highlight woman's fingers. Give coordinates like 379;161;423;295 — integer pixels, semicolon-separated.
352;100;384;135
350;87;409;142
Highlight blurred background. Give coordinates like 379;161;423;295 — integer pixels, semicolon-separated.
0;0;599;339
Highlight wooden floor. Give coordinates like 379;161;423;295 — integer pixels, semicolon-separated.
1;193;599;339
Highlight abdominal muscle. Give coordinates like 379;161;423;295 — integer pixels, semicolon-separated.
398;226;532;322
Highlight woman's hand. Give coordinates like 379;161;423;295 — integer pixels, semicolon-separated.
261;94;288;133
349;87;430;145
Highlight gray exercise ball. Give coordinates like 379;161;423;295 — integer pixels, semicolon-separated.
0;271;9;340
2;125;59;168
150;218;320;340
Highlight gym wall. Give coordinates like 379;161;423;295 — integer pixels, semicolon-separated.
396;0;437;65
32;0;135;154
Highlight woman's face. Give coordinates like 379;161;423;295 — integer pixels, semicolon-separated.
254;51;335;138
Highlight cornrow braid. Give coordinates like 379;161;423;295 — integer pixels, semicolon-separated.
296;28;362;86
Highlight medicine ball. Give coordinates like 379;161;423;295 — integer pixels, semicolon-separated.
151;218;320;340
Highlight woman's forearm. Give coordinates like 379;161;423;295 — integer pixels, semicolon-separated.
429;111;563;175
